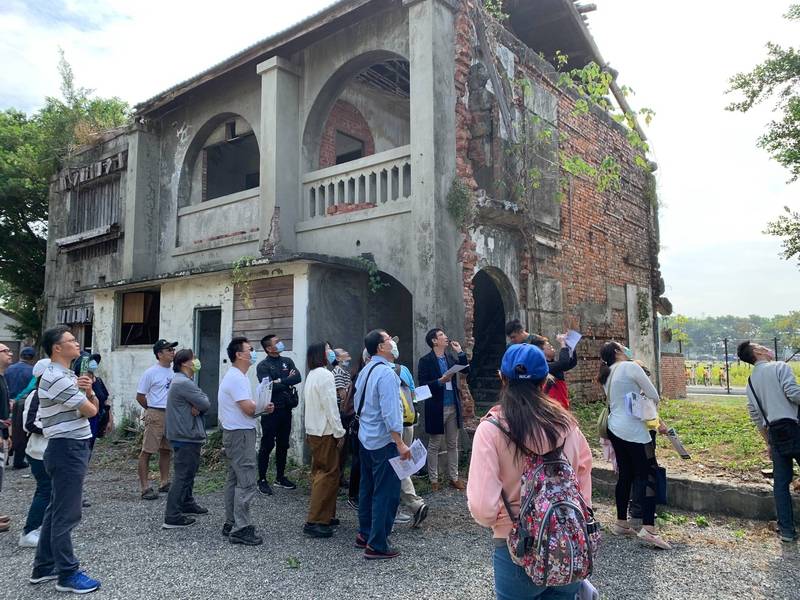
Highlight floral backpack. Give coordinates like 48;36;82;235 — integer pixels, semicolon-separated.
488;418;600;587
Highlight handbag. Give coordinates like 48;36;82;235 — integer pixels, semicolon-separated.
286;386;299;410
655;465;668;505
348;363;382;438
597;365;620;440
748;376;800;459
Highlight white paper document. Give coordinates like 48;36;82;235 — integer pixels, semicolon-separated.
565;330;582;356
441;363;468;379
414;385;432;402
389;439;427;480
254;378;273;416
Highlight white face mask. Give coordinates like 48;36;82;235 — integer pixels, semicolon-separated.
389;340;399;360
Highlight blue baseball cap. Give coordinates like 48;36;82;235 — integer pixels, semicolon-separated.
501;344;549;380
20;346;35;359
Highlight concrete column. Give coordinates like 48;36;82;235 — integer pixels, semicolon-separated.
257;57;302;254
404;0;463;359
122;125;159;279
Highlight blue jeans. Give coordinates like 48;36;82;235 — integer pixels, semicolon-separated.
493;544;582;600
24;457;52;534
34;438;91;577
771;447;800;538
358;442;401;553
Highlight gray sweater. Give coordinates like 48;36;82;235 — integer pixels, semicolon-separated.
166;372;211;443
746;360;800;429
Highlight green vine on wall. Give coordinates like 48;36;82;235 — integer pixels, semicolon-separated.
637;289;651;337
483;0;508;21
447;177;475;228
355;256;390;294
232;255;257;309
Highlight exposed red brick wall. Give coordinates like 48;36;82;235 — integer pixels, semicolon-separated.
660;353;687;399
318;100;376;169
455;1;660;403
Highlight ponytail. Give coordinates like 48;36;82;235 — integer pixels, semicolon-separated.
597;341;621;385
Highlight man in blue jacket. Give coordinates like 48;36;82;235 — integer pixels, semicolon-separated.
7;346;35;469
417;328;469;491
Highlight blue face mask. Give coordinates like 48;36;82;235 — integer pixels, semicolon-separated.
275;341;286;353
327;349;336;365
250;350;258;365
87;360;99;373
341;360;351;369
623;346;634;360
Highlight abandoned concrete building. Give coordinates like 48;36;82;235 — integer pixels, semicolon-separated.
44;0;668;454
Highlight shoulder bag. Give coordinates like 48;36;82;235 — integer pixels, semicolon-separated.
748;374;800;459
347;363;382;438
597;364;619;440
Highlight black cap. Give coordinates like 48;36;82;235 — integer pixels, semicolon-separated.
153;339;178;356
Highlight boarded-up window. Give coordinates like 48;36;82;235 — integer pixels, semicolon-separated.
119;290;160;346
68;175;121;235
232;276;293;349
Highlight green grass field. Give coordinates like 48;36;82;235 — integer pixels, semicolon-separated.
688;361;800;387
573;396;768;474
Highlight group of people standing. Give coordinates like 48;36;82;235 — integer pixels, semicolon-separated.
11;317;800;598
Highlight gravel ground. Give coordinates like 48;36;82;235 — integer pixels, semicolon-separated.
0;462;798;599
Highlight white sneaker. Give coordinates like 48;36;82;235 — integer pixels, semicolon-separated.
394;511;412;526
18;528;40;548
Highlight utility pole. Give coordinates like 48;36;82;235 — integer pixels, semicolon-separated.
774;337;780;361
723;337;730;395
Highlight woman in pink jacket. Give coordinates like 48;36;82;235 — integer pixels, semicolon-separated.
467;344;593;600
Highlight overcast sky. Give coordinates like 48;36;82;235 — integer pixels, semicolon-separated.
1;0;798;318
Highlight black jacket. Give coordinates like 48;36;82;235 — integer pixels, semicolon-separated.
417;351;469;435
548;347;578;381
256;355;301;409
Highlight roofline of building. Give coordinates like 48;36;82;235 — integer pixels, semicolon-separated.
75;253;369;293
134;0;383;116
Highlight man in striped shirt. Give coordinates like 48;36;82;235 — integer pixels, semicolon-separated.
29;326;101;594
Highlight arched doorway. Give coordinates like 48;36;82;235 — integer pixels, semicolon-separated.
469;268;516;407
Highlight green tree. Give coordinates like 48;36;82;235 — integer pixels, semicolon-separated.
727;5;800;181
764;205;800;266
0;51;129;340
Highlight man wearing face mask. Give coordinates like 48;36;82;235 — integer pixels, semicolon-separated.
219;337;269;545
163;349;211;529
256;334;302;495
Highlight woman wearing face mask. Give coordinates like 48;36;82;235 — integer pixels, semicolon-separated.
303;342;346;538
162;349;211;529
598;341;670;550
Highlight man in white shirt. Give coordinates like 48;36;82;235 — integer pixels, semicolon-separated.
136;339;177;500
219;337;272;546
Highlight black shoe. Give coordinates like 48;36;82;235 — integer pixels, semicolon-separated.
258;479;273;496
13;462;29;470
275;477;297;490
29;567;58;585
82;499;91;508
162;515;196;529
222;522;233;537
182;504;208;515
303;523;334;538
412;504;429;528
347;498;359;510
329;518;340;528
229;525;263;546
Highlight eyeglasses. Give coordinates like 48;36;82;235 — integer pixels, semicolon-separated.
0;349;11;354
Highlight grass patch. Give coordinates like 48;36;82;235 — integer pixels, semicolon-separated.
573;397;768;475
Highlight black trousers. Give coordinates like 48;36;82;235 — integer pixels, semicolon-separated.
164;444;201;521
11;398;28;467
348;431;362;502
258;407;292;481
608;428;657;526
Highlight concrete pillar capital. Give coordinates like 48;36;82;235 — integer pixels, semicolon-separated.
402;0;458;13
256;56;301;78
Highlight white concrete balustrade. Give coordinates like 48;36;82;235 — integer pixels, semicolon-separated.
302;145;411;218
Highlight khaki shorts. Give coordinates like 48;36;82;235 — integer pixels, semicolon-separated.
142;408;171;454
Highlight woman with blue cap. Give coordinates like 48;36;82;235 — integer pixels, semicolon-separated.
467;344;594;599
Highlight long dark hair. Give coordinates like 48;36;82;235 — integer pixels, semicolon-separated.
499;378;574;462
307;342;327;371
597;341;623;385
